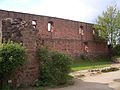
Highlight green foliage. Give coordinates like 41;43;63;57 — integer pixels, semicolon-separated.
0;42;26;89
94;5;120;46
93;31;106;42
0;85;11;90
113;44;120;56
37;48;53;86
50;52;72;85
37;47;50;62
36;48;73;86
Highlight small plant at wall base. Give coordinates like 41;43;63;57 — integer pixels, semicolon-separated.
0;42;26;89
36;48;73;87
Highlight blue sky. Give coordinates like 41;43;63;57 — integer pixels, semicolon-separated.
0;0;120;23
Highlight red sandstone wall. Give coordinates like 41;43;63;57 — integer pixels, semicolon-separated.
0;9;108;57
1;18;39;86
0;10;94;40
0;9;109;87
38;39;84;57
87;42;108;56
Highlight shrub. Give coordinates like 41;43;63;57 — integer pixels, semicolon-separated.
50;52;72;85
37;48;53;86
113;44;120;56
0;42;26;89
37;48;72;86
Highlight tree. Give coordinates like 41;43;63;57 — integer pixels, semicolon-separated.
94;5;120;46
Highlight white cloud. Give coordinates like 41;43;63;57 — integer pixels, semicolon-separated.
0;0;120;23
28;0;118;23
28;0;99;23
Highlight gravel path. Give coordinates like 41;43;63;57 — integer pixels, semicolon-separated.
20;64;120;90
48;69;120;90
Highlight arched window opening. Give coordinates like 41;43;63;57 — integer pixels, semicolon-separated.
32;20;37;28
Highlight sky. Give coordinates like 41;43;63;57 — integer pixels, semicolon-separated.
0;0;120;23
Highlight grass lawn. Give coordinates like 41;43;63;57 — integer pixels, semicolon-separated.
71;59;113;71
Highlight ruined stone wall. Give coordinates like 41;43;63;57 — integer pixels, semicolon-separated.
0;9;108;57
37;38;84;57
0;9;108;86
1;18;39;86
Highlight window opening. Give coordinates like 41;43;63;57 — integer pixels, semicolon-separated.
79;26;84;35
84;42;89;53
48;21;54;32
93;30;95;35
32;20;37;28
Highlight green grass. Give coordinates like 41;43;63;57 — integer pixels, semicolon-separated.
71;59;113;71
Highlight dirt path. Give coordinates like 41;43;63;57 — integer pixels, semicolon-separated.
48;70;120;90
20;64;120;90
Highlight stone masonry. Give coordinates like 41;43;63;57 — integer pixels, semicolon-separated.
1;18;39;86
0;9;108;86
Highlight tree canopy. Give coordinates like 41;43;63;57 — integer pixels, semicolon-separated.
94;5;120;46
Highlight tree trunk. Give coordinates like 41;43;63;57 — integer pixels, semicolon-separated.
108;44;113;60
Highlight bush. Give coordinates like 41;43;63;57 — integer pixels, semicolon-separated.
0;42;26;89
50;52;72;85
37;48;53;86
113;44;120;56
37;48;72;86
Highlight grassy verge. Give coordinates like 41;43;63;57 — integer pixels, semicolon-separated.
71;59;113;71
